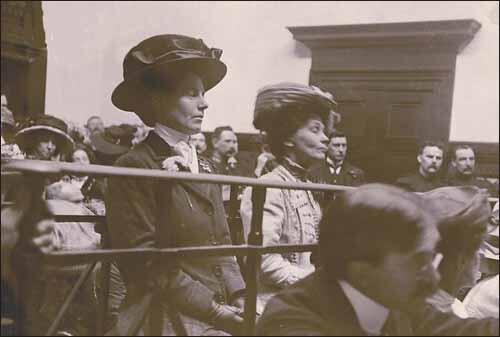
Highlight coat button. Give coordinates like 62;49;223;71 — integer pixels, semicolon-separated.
214;265;223;278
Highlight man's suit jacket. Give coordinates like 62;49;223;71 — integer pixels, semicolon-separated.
396;172;445;192
106;132;245;324
309;161;365;187
308;161;365;209
257;270;499;336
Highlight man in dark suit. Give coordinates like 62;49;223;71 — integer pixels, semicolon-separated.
309;130;364;207
257;184;499;336
396;141;446;192
447;145;498;197
106;34;246;335
309;130;365;187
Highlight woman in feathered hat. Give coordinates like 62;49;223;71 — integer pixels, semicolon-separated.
240;82;340;307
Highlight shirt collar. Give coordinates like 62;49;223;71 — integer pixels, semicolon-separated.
154;123;198;174
154;123;190;147
338;280;390;335
326;157;343;174
282;156;309;181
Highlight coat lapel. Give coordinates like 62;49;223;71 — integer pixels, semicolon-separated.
143;132;214;206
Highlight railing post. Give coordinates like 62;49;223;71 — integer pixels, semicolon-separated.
229;184;242;244
45;262;98;336
243;187;266;336
13;174;47;335
96;229;111;335
229;184;246;272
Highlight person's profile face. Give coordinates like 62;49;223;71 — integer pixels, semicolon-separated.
87;117;104;135
287;117;329;167
357;225;441;311
453;148;475;176
417;146;443;176
155;72;208;135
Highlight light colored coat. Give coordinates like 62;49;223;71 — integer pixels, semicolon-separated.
240;164;321;304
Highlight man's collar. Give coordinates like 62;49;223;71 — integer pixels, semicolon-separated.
327;157;343;168
338;280;390;335
326;157;343;175
154;123;190;147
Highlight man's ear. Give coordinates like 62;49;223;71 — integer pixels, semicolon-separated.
417;154;422;165
451;160;457;168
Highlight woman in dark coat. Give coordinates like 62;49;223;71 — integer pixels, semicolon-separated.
106;34;245;336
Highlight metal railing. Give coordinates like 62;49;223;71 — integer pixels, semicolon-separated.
1;159;498;336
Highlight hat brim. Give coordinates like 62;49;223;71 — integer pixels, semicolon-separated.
90;132;130;157
111;57;227;116
15;125;75;155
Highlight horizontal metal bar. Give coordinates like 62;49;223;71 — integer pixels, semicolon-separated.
0;170;23;177
53;215;106;223
40;244;318;266
2;159;354;192
3;160;499;200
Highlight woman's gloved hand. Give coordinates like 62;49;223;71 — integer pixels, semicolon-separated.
209;301;244;335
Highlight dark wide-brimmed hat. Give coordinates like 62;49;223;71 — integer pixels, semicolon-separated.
422;186;491;254
90;124;136;164
15;114;74;156
112;34;227;123
253;82;340;134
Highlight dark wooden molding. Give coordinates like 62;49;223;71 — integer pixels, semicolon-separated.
288;19;481;52
286;20;489;182
1;1;47;119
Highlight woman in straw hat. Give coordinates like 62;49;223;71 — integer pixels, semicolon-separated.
240;82;339;307
106;34;245;335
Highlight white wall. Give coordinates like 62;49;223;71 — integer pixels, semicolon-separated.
42;1;499;142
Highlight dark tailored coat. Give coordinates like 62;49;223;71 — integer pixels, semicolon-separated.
447;173;499;197
396;172;446;192
309;161;365;187
308;161;365;209
106;132;245;334
257;270;499;336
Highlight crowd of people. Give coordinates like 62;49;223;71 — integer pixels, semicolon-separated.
1;33;499;336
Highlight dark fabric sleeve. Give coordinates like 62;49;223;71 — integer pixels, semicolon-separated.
395;177;412;191
106;154;217;320
412;305;499;336
222;259;246;298
256;295;327;336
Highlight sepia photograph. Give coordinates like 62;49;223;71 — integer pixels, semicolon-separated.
1;1;499;336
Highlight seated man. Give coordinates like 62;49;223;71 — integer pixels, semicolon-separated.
396;141;446;192
309;129;365;187
257;184;499;336
309;130;365;206
447;145;498;197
